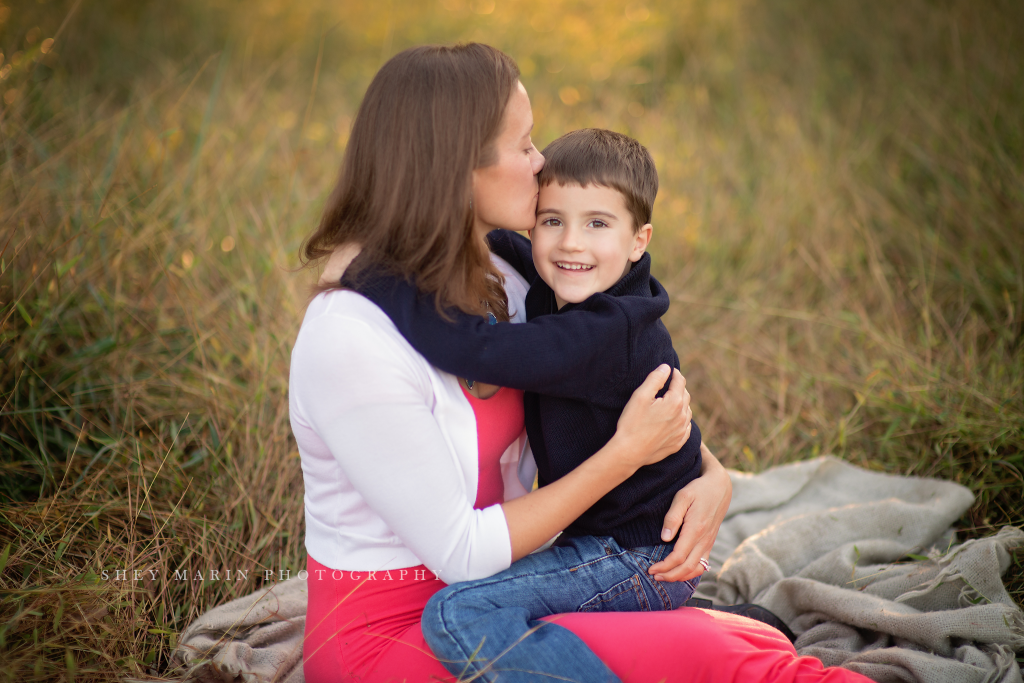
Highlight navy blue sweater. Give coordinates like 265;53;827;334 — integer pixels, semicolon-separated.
344;230;701;547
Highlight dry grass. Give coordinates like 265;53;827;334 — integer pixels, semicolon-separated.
0;0;1021;680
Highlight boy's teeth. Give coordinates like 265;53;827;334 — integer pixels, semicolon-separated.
557;262;593;271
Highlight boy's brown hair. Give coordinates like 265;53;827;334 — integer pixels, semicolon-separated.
538;128;658;232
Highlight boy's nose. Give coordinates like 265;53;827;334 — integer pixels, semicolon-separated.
559;227;585;252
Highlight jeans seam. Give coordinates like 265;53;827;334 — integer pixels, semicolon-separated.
567;552;623;573
649;574;673;609
429;562;593;678
435;590;519;683
429;539;673;678
599;546;664;610
626;543;663;564
579;574;648;612
633;575;650;611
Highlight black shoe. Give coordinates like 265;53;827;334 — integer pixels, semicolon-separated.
683;598;797;643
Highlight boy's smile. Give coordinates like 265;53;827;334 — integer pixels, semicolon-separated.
531;183;652;309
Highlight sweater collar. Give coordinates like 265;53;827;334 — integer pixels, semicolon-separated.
603;252;655;299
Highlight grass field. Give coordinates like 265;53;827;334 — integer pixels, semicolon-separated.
1;0;1022;680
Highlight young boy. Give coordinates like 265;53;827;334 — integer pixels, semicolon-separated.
348;129;703;682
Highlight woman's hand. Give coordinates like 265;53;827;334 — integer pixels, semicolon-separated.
648;443;732;582
613;365;692;470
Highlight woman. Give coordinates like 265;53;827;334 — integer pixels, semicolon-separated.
292;43;870;682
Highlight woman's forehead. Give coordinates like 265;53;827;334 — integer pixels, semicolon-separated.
501;83;533;141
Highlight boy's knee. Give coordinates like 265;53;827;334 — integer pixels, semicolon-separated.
423;584;452;621
421;587;457;649
424;581;500;625
424;583;471;623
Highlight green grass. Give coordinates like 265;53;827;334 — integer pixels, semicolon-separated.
1;0;1021;680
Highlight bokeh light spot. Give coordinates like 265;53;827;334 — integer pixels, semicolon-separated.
630;67;651;85
590;63;611;81
530;14;552;32
625;3;650;21
559;86;580;106
304;121;327;143
472;0;495;15
277;111;298;130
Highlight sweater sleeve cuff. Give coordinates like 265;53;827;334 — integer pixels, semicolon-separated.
450;503;512;583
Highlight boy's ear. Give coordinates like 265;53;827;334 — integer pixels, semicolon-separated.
629;223;653;262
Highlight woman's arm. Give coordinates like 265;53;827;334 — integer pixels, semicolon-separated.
295;296;691;578
294;305;512;582
646;442;732;581
502;365;693;560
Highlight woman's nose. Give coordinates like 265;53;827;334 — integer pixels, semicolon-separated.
532;147;545;175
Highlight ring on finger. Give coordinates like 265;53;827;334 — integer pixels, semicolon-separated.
699;557;710;572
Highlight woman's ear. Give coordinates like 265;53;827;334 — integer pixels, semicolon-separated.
629;223;653;262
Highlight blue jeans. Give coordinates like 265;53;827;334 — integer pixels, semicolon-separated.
422;535;700;683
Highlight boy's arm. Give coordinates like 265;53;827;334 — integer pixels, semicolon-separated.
343;268;631;399
486;229;539;285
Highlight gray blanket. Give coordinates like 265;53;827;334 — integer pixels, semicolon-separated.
172;456;1024;682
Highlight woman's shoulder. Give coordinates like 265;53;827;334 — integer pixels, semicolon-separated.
301;288;395;334
294;289;433;376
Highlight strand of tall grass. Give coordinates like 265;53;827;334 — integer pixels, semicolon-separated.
1;0;1021;680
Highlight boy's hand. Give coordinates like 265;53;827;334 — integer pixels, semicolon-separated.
649;443;731;582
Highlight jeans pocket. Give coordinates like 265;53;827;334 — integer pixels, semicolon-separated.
659;575;700;610
625;544;669;573
578;575;650;613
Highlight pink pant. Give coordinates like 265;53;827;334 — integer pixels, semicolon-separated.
303;555;871;683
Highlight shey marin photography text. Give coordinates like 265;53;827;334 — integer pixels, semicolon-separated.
96;567;444;583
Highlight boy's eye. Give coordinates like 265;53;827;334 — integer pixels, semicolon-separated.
588;219;609;229
540;217;561;226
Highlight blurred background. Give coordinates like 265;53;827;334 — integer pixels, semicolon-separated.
1;0;1022;679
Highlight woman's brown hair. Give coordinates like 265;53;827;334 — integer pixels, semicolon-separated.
302;43;520;320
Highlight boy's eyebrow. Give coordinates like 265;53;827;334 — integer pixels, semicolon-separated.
535;208;620;220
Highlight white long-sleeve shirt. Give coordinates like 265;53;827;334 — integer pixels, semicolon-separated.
289;257;536;584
